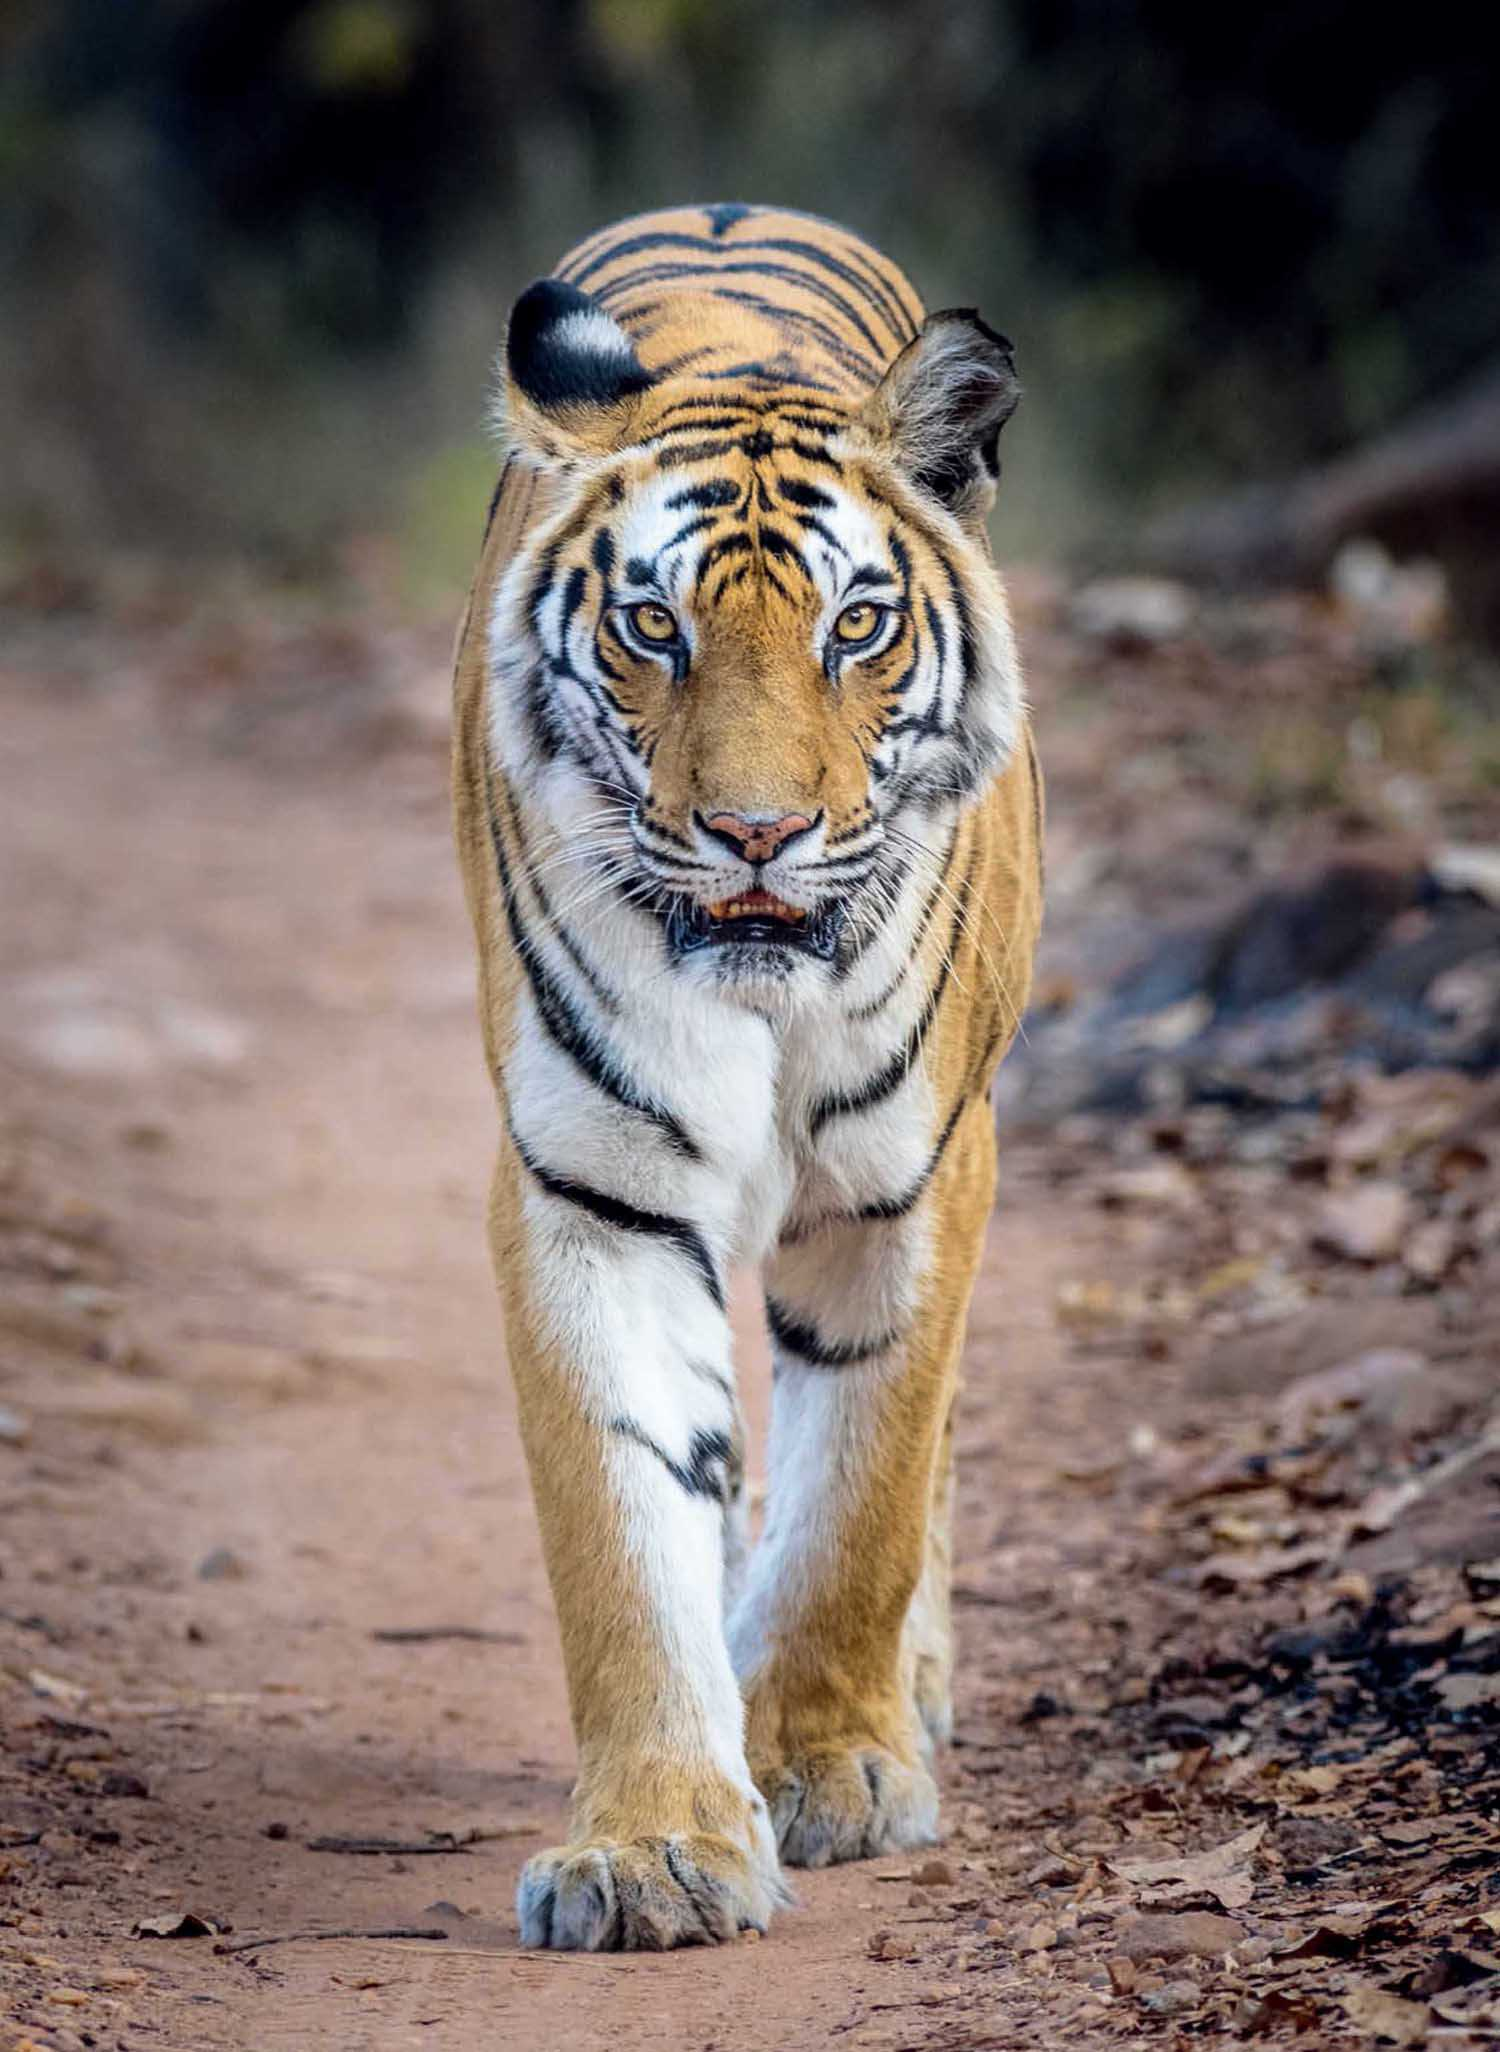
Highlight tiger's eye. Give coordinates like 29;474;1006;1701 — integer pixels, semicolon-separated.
629;602;679;644
835;601;883;645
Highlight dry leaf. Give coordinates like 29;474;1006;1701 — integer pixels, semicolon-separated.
1431;1982;1500;2030
1339;1983;1430;2045
1106;1822;1265;1912
1197;1541;1330;1590
1436;1672;1500;1711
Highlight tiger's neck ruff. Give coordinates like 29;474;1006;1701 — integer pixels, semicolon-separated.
451;204;1042;1951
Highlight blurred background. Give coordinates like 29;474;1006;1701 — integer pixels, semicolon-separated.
4;0;1499;619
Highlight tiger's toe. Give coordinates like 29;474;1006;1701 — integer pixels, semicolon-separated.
517;1833;784;1951
761;1744;939;1869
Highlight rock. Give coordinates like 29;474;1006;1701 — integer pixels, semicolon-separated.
1139;1978;1204;2017
1097;1160;1198;1210
1119;1911;1246;1961
1021;1922;1058;1952
1404;1217;1458;1282
100;1771;150;1800
1430;842;1500;907
196;1546;248;1582
1315;1182;1411;1263
95;1967;144;1990
910;1857;957;1887
0;1405;30;1446
868;1928;919;1961
1069;577;1193;650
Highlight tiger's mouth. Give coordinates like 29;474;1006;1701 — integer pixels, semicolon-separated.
666;891;846;961
706;889;805;926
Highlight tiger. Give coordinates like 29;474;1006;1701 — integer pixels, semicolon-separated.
451;202;1043;1951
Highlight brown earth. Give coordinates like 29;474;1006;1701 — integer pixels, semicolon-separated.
2;582;1497;2051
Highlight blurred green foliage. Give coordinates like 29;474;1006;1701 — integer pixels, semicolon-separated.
2;0;1495;592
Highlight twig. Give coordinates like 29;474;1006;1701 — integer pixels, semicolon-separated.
370;1627;522;1645
216;1926;450;1957
306;1824;533;1855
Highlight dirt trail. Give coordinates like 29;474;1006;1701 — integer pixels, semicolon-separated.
0;634;1068;2049
5;606;1498;2052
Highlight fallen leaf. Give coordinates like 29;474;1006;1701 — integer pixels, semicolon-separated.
27;1669;88;1705
1118;1911;1245;1961
1281;1764;1346;1799
1338;1983;1430;2045
1278;1901;1406;1959
1196;1541;1330;1590
1432;1982;1500;2030
1436;1672;1500;1711
1106;1822;1265;1912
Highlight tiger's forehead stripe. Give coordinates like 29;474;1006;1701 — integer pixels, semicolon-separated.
553;203;921;406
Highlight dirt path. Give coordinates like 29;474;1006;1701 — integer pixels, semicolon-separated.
0;631;1063;2049
4;609;1497;2051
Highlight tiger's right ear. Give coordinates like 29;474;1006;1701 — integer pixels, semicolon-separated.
496;279;656;464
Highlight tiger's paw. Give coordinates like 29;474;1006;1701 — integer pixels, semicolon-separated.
759;1743;940;1869
517;1831;785;1951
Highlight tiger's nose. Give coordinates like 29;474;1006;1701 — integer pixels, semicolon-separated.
698;809;819;863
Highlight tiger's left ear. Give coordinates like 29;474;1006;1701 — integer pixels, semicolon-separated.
497;278;656;464
857;309;1019;528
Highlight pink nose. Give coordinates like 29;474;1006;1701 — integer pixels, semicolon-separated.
700;811;817;862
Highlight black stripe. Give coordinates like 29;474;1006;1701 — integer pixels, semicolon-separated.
808;945;954;1137
701;360;842;395
779;478;836;512
855;1095;967;1222
667;478;743;510
694;531;753;590
765;1297;898;1368
611;1417;731;1502
810;841;974;1134
488;801;699;1158
510;1122;725;1310
710;288;884;381
593;258;889;361
566;229;917;348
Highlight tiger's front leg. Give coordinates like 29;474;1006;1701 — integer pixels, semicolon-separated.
730;1101;996;1867
490;1135;782;1949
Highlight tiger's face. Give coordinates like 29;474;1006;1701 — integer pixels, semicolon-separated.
489;281;1022;994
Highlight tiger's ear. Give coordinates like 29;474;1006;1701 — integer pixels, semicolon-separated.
497;279;656;463
858;309;1019;527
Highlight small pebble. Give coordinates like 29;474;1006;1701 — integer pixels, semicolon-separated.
196;1546;248;1582
100;1771;150;1800
910;1857;957;1887
1140;1978;1201;2017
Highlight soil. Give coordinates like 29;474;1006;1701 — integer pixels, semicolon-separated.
2;577;1497;2050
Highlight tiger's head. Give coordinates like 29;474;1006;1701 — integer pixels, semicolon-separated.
488;278;1022;997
